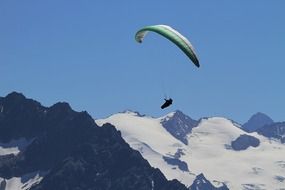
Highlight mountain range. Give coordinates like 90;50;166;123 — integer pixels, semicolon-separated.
0;91;284;190
0;92;187;190
97;110;285;189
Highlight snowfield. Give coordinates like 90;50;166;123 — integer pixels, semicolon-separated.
0;171;45;190
97;111;196;185
96;111;285;190
0;138;34;156
0;137;45;190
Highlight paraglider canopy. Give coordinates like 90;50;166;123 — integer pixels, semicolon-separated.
135;25;200;67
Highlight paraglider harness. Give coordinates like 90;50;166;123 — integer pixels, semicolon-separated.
161;98;173;109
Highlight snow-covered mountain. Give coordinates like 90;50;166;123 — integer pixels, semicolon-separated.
97;111;199;188
160;110;198;145
96;110;285;190
243;112;285;143
257;122;285;144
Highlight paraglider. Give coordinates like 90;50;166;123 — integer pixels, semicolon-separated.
135;24;200;109
135;24;200;67
161;98;173;109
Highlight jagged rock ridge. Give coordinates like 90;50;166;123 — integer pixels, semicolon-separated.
161;110;198;145
0;92;188;190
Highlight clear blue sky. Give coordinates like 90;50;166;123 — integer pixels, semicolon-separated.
1;1;284;123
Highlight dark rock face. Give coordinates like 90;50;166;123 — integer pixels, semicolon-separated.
190;174;229;190
162;156;189;172
31;124;187;190
0;179;6;190
161;110;198;145
231;134;260;151
242;112;274;132
163;149;189;172
257;122;285;143
0;92;47;142
0;92;188;190
275;176;285;182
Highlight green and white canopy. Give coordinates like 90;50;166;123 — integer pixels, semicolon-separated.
135;25;200;68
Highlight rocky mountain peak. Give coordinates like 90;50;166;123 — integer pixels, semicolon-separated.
243;112;274;132
160;110;198;145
